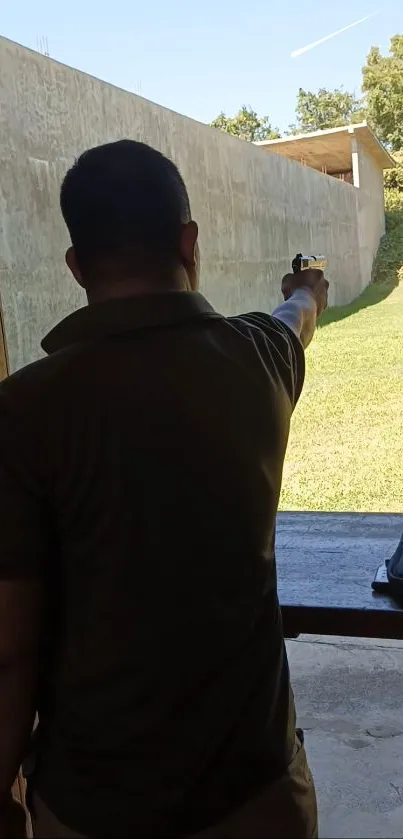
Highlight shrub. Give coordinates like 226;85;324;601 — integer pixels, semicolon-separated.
373;206;403;285
384;188;403;212
384;150;403;192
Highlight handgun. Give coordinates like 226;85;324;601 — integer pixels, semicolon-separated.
292;254;327;274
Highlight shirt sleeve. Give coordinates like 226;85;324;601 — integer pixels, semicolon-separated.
230;312;305;409
0;385;50;580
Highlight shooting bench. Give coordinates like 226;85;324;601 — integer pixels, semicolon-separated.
277;511;403;640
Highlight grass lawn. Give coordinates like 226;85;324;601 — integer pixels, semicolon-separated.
280;280;403;513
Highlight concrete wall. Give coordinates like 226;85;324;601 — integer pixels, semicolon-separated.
355;140;385;289
0;36;381;373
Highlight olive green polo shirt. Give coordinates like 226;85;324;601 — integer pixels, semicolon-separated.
0;291;304;837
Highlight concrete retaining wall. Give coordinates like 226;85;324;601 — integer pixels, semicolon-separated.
355;141;386;289
0;36;382;373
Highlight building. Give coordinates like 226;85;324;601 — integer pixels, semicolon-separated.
255;123;393;185
256;124;394;297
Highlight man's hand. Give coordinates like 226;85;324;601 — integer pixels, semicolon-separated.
281;269;329;318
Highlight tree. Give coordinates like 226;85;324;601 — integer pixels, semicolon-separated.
210;106;280;142
362;35;403;151
383;149;403;211
384;149;403;191
291;87;366;134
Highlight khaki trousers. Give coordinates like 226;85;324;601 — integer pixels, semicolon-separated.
31;737;318;839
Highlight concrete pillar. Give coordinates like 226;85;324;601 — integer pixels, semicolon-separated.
349;131;360;188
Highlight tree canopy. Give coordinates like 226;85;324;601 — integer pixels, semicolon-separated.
362;35;403;151
210;106;280;143
210;34;403;147
291;87;365;134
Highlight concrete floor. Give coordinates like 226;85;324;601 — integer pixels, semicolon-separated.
287;635;403;838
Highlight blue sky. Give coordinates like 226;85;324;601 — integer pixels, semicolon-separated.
1;0;401;132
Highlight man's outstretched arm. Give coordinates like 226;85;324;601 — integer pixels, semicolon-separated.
272;268;329;348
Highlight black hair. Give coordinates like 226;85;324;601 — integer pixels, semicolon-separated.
60;139;191;278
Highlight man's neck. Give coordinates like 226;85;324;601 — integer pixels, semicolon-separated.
86;273;190;305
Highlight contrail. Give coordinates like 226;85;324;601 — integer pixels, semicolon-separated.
291;11;379;58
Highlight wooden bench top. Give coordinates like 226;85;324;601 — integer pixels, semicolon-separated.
276;512;403;639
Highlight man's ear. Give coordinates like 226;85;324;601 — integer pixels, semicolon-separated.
179;221;198;268
65;246;84;287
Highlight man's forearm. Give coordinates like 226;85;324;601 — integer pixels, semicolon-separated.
272;288;318;348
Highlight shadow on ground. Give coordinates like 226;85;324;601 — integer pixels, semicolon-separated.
288;635;403;838
319;277;398;328
319;208;403;328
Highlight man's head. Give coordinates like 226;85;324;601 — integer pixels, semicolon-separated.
60;140;199;299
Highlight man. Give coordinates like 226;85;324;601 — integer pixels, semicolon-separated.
0;140;328;838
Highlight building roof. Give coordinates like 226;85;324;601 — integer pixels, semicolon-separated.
255;123;395;173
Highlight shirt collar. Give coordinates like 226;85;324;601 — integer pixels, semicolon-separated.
41;291;220;355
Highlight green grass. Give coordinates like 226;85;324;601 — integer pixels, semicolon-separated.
279;277;403;513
